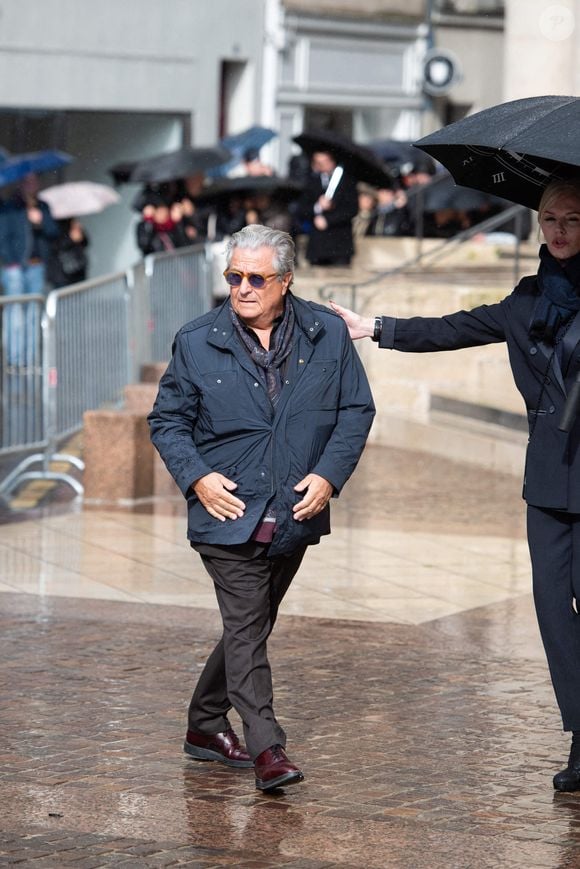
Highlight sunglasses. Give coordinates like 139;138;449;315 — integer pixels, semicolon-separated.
223;269;280;289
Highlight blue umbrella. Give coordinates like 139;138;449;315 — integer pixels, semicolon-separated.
207;126;277;178
0;149;73;188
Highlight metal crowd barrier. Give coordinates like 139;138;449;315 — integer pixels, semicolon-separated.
0;244;212;501
0;294;46;453
145;244;212;362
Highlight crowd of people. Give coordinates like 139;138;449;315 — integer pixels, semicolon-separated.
130;142;522;270
0;136;523;315
0;173;89;296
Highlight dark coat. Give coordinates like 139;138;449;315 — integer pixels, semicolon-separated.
378;274;580;511
47;227;89;288
148;294;375;556
295;171;359;264
136;218;189;255
0;197;59;266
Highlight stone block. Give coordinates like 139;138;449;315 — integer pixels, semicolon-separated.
122;385;180;498
124;383;158;415
83;410;154;504
140;362;168;384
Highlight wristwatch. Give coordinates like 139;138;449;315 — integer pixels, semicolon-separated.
371;316;382;342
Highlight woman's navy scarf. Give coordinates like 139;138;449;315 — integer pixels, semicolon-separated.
530;244;580;343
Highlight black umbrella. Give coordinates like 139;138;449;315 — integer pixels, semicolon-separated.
128;145;232;185
414;172;501;212
194;175;304;205
293;130;394;189
369;139;436;176
414;95;580;211
109;160;138;185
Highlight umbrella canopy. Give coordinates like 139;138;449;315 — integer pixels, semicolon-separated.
411;172;503;212
0;149;73;188
207;126;278;178
414;95;580;210
194;175;303;205
129;145;232;185
369;139;436;176
38;181;120;219
293;130;394;189
109;160;139;185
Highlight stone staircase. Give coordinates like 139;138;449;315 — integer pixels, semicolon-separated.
296;235;538;477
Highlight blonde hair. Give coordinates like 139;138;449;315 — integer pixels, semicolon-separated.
538;179;580;221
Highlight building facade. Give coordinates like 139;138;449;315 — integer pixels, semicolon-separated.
2;0;576;277
273;0;428;173
0;0;270;275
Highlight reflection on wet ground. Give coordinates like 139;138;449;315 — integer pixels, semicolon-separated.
1;443;579;867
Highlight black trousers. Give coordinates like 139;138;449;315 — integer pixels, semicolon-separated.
187;541;307;760
527;505;580;731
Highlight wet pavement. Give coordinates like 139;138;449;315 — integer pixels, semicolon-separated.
2;443;580;867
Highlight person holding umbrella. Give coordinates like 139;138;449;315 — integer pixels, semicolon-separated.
294;148;358;267
292;130;394;267
47;218;89;288
330;176;580;792
0;172;59;367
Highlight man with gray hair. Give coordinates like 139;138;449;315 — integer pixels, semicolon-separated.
149;224;374;791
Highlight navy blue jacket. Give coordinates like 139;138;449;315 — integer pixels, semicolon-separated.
378;274;580;512
0;197;59;267
148;294;375;555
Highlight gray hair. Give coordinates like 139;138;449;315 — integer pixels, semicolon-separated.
225;224;295;279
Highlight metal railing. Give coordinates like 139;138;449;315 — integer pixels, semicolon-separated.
146;244;212;362
0;243;212;500
1;294;46;454
318;201;529;309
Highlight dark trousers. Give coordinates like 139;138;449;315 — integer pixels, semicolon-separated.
527;505;580;730
188;541;307;759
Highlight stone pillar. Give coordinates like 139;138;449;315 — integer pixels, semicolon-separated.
83;410;155;505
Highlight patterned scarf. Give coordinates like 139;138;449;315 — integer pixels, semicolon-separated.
230;296;295;410
530;244;580;343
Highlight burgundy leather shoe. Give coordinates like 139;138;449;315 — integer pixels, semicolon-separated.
254;744;304;791
184;728;253;768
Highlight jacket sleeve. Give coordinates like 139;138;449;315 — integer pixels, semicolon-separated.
378;295;511;352
310;321;375;492
147;332;214;496
323;174;359;229
136;219;157;255
39;203;59;240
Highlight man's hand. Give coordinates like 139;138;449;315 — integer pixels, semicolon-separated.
329;300;375;340
192;472;246;522
293;474;333;522
313;215;328;231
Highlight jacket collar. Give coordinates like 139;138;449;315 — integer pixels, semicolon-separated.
205;293;324;349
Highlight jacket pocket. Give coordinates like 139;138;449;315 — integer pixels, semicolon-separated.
294;359;339;411
200;371;240;420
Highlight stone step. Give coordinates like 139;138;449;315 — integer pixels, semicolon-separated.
374;408;527;478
